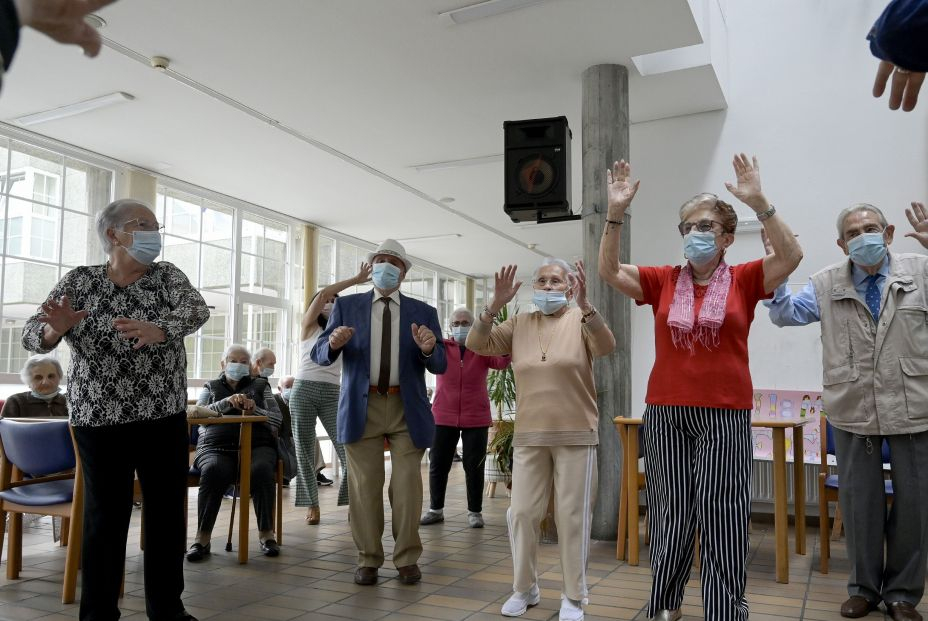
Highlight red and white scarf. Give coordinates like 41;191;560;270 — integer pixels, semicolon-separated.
667;261;731;351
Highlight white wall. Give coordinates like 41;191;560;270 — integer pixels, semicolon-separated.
625;0;928;414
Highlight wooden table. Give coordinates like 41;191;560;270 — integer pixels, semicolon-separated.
188;415;267;564
614;415;812;584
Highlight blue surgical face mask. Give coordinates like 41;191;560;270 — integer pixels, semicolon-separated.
847;232;887;267
683;231;718;266
125;230;162;265
224;362;250;381
372;262;402;290
31;390;58;401
281;388;292;402
259;367;274;378
533;290;569;315
451;326;470;343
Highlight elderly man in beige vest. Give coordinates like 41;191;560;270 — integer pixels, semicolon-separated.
765;202;928;621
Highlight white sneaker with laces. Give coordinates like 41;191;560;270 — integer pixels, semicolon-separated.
559;595;584;621
501;584;541;617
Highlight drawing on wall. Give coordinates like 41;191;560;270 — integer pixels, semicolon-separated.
752;389;824;464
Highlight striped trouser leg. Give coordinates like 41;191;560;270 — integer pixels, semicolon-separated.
644;405;698;615
693;407;752;621
290;380;342;508
316;383;349;506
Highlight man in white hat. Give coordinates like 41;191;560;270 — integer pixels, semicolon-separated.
311;238;447;586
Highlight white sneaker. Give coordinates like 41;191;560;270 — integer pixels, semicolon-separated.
652;610;682;621
501;584;541;616
559;595;584;621
467;512;484;528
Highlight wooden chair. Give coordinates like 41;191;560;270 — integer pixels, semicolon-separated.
818;417;892;573
0;418;83;603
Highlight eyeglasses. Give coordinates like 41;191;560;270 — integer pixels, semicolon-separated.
450;320;471;327
533;277;568;288
120;218;164;233
678;219;722;236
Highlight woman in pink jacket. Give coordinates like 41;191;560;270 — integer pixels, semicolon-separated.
420;307;510;528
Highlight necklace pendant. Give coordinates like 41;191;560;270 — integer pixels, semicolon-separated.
541;354;547;362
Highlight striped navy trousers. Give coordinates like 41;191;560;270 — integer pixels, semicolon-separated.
643;405;752;621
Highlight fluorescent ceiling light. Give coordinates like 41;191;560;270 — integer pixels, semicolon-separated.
411;154;502;173
439;0;549;25
631;44;709;76
11;91;135;126
393;233;463;243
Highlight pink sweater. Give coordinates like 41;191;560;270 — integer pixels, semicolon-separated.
431;338;510;428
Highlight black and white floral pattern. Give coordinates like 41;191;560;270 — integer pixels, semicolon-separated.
22;262;210;427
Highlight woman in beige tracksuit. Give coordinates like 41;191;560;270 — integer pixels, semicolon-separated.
467;258;615;621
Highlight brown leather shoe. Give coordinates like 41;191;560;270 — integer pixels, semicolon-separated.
397;564;422;585
887;601;923;621
841;596;879;618
354;566;378;585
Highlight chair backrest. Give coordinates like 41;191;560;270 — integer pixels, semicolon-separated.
820;416;891;466
0;419;75;476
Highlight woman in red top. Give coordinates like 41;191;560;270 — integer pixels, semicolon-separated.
420;307;510;528
597;155;802;621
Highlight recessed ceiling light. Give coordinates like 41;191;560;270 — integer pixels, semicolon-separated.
438;0;549;25
439;197;456;204
10;91;134;126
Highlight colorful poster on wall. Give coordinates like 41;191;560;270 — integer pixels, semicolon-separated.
752;389;826;464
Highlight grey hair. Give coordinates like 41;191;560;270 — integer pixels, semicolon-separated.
253;347;274;363
450;307;474;324
532;257;574;282
278;375;294;390
95;198;153;254
20;354;63;386
222;344;251;362
836;203;888;238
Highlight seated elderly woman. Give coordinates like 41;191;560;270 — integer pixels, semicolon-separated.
186;344;283;561
1;354;68;418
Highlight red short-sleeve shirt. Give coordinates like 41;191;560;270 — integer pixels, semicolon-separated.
636;259;770;411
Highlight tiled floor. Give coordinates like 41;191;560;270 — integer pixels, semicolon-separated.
0;463;922;620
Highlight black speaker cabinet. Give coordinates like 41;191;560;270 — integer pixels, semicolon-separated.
503;116;575;223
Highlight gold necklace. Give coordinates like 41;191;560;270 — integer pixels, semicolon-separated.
537;320;556;362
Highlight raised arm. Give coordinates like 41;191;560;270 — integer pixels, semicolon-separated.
573;260;615;357
301;263;371;341
467;265;520;356
597;160;644;300
725;154;803;294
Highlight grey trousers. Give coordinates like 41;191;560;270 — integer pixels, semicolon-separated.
833;427;928;605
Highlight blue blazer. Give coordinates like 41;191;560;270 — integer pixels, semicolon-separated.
311;290;447;448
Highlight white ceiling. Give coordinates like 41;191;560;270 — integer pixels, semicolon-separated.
0;0;727;278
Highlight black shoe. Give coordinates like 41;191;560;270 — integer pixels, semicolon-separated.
316;472;334;486
185;543;210;562
260;539;280;557
172;611;199;621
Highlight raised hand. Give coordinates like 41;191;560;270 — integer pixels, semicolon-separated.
411;323;436;354
38;295;88;336
725;153;767;211
14;0;118;57
873;60;925;112
905;202;928;248
572;260;590;311
606;160;640;219
355;262;373;284
328;326;355;350
491;265;522;312
113;318;166;350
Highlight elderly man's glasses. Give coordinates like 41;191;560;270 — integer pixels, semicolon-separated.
678;219;722;236
120;218;164;232
450;320;471;327
534;277;568;288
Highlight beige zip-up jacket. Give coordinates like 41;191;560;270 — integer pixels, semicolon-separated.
815;253;928;435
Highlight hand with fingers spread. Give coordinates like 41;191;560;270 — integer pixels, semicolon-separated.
13;0;118;57
113;317;166;350
489;265;522;316
725;153;768;212
38;294;88;339
411;323;436;355
873;61;925;112
572;260;591;312
605;159;641;222
905;201;928;248
328;326;355;350
354;262;373;285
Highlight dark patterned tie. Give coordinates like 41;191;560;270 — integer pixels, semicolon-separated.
865;274;881;321
377;298;391;395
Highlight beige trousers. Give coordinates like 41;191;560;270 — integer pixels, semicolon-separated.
345;392;425;568
508;444;597;601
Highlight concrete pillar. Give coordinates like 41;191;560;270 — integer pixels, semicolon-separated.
114;169;157;205
582;64;630;541
303;224;317;308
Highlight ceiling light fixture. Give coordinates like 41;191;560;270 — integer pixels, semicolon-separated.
439;0;549;25
411;153;503;173
10;91;134;127
393;233;463;244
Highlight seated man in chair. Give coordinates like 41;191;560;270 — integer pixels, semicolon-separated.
187;344;283;561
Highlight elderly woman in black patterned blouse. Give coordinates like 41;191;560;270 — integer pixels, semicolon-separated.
22;198;208;621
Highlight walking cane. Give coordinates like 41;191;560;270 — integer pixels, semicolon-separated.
225;420;245;552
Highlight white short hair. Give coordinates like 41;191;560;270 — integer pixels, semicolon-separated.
836;203;888;238
450;307;474;324
253;347;274;363
95;198;152;254
222;344;251;362
532;257;574;282
20;354;63;386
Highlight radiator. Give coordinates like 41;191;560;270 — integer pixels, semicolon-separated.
751;459;830;515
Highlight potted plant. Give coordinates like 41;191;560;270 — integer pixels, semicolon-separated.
486;304;516;482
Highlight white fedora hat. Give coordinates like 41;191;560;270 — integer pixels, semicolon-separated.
367;239;412;273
